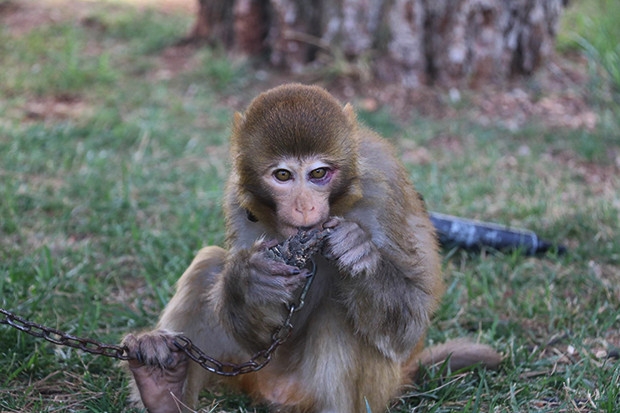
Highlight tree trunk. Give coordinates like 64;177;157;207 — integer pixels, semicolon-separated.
189;0;565;87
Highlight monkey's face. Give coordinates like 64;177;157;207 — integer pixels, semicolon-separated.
231;84;363;238
263;156;336;238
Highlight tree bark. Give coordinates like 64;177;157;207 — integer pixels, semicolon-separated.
189;0;565;87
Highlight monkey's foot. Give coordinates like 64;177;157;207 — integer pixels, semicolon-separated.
123;331;188;413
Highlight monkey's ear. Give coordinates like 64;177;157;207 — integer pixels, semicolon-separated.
343;103;356;125
232;112;245;139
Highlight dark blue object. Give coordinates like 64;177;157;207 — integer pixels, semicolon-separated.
429;212;566;255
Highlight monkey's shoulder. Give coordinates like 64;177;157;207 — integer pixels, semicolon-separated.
357;128;404;168
357;128;414;186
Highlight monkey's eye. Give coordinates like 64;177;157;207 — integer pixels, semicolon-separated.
309;168;327;179
274;169;292;182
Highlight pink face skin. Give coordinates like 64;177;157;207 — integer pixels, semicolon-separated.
262;156;337;238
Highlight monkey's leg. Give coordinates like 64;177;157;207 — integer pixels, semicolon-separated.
124;246;248;412
123;330;188;413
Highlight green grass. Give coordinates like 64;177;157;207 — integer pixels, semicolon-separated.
1;0;619;412
559;0;620;100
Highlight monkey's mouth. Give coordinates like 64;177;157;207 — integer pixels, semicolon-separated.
281;223;322;238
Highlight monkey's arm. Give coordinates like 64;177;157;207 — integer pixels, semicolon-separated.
209;240;310;353
324;216;442;361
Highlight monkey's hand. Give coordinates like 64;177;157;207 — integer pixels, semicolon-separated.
122;330;188;413
323;217;380;276
247;239;311;303
221;240;311;351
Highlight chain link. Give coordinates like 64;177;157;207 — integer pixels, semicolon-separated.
0;308;132;360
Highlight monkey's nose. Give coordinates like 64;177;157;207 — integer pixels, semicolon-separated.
294;205;315;215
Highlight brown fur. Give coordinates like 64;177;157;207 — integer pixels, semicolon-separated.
123;84;501;413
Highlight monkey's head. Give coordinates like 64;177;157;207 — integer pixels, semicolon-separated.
231;84;363;237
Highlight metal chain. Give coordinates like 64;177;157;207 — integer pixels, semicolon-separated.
0;259;317;376
0;308;132;360
2;228;324;376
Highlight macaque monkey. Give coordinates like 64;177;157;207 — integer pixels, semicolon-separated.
123;84;501;413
